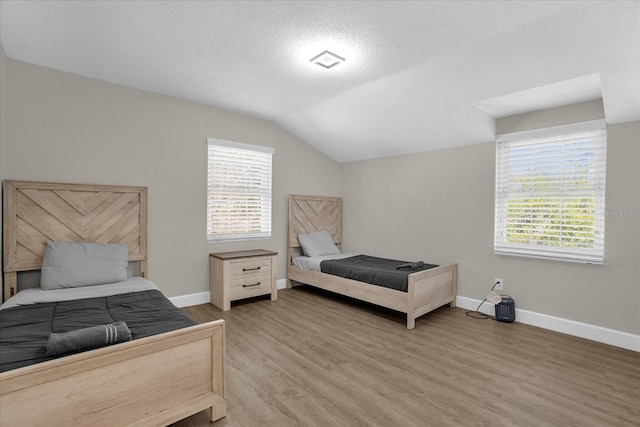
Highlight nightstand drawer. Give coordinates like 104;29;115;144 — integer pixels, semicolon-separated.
229;273;272;289
229;258;272;279
229;277;272;300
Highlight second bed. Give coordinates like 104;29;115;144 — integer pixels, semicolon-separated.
287;195;457;329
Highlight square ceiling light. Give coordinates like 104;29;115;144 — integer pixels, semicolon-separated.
310;50;345;69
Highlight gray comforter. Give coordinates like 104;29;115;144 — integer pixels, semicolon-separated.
0;289;196;373
320;255;438;292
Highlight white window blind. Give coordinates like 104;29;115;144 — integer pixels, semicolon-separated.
494;120;607;264
207;138;274;242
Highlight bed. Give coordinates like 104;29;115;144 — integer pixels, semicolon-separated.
0;180;226;426
287;194;457;329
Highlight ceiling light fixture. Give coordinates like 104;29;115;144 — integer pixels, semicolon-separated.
310;50;345;69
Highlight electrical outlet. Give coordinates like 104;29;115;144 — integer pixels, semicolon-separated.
494;278;504;291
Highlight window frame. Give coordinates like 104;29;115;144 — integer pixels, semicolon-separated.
494;120;607;264
206;138;274;243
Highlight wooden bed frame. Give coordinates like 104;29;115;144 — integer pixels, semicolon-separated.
287;195;457;329
1;180;226;426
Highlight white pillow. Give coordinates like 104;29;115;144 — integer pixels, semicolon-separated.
40;241;129;290
298;230;341;257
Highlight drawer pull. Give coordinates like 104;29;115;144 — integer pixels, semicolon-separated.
243;282;261;288
242;266;261;272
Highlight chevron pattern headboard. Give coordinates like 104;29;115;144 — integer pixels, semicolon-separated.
288;195;341;248
2;180;148;301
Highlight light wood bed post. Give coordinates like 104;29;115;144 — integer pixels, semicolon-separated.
286;247;295;289
3;273;17;303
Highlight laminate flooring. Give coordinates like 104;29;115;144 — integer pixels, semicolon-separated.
172;286;639;427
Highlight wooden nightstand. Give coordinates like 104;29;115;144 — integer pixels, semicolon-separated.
209;249;278;311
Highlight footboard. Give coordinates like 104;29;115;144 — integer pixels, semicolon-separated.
407;263;457;329
0;320;226;426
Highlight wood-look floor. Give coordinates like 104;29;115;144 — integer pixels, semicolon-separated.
171;286;640;427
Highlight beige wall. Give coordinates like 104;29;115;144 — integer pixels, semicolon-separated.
0;57;341;297
0;44;6;165
0;45;7;292
340;108;639;335
496;99;606;134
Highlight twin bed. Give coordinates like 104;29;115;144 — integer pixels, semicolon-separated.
0;180;226;427
287;195;457;329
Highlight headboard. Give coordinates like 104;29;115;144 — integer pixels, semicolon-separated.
288;195;342;254
2;180;148;302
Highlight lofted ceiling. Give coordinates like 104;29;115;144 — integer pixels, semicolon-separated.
1;1;638;163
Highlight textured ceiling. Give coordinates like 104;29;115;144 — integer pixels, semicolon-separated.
1;1;639;162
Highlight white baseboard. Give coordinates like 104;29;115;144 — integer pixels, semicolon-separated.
170;279;288;308
456;296;640;352
169;291;210;308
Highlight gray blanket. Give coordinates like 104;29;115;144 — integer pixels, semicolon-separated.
0;290;196;373
320;255;438;292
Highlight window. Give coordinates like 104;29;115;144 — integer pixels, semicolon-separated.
494;120;607;264
207;138;274;242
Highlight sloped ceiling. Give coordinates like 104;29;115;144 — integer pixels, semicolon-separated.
1;1;638;162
